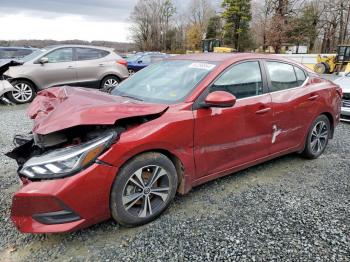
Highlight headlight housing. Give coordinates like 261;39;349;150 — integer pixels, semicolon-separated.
20;133;115;179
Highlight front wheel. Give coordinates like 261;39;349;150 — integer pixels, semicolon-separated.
7;80;36;104
302;115;330;159
110;152;178;227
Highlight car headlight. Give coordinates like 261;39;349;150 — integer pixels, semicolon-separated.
20;133;115;179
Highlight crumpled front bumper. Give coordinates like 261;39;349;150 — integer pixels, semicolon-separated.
11;162;118;233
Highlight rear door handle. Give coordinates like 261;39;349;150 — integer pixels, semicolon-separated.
67;66;75;69
308;94;319;101
256;107;271;114
99;64;105;67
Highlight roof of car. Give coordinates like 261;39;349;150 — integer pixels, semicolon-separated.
169;52;295;63
44;45;114;51
168;52;312;72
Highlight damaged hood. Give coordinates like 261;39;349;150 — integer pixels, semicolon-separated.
29;86;168;135
0;60;23;76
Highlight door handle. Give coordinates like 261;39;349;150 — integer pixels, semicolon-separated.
67;66;74;69
99;64;105;67
308;94;319;101
256;107;271;114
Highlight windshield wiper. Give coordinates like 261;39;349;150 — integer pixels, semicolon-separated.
120;95;144;101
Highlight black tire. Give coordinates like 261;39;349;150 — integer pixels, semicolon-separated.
314;63;329;74
100;75;120;93
110;152;178;227
7;80;36;104
302;115;330;159
128;69;135;76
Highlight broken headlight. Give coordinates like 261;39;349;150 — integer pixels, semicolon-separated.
20;133;115;179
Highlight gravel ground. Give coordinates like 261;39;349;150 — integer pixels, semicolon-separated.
0;104;349;262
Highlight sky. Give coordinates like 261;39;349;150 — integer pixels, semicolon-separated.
0;0;214;43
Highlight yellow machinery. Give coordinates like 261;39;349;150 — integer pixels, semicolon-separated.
314;45;350;74
202;39;235;53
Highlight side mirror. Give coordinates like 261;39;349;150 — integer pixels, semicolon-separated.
137;60;143;64
202;91;236;108
39;57;49;64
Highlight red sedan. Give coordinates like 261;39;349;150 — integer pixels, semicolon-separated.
7;53;342;233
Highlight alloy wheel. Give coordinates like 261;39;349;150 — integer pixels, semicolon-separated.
122;165;170;218
310;120;328;154
12;83;33;103
104;78;119;88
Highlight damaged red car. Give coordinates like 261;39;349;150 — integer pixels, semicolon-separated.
7;53;342;233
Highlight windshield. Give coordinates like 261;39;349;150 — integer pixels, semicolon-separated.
112;60;217;104
21;49;45;62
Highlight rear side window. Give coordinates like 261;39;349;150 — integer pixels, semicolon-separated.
75;48;109;61
294;66;307;85
210;61;263;99
266;61;299;91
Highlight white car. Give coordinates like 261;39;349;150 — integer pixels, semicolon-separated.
333;74;350;122
0;61;16;104
0;80;15;104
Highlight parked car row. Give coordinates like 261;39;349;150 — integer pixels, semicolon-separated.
1;45;130;104
0;46;349;126
0;47;173;104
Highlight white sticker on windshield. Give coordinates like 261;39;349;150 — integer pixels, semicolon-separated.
188;63;216;71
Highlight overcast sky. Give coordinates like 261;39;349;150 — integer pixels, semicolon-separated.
0;0;202;42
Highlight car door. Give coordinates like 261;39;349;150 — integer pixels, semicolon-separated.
74;47;110;86
34;48;77;88
193;60;273;179
264;60;318;154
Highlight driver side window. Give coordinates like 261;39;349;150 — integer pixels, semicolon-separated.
210;61;263;99
46;48;73;63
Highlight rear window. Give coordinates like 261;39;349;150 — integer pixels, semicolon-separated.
75;48;109;61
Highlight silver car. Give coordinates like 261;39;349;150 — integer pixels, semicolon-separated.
333;74;350;122
4;45;129;104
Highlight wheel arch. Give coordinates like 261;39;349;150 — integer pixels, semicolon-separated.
114;148;188;195
321;112;335;138
99;73;121;83
10;77;38;91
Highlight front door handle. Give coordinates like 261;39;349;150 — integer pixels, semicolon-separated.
256;107;271;114
67;66;75;69
99;64;105;67
308;94;319;101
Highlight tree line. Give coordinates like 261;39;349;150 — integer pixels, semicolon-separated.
131;0;350;54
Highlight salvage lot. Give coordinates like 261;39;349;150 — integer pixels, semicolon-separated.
0;104;349;261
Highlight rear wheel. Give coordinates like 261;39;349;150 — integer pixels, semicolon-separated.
100;75;120;93
110;152;178;227
7;80;36;104
128;69;135;76
302;115;330;159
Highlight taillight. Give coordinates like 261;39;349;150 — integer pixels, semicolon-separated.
117;59;128;67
